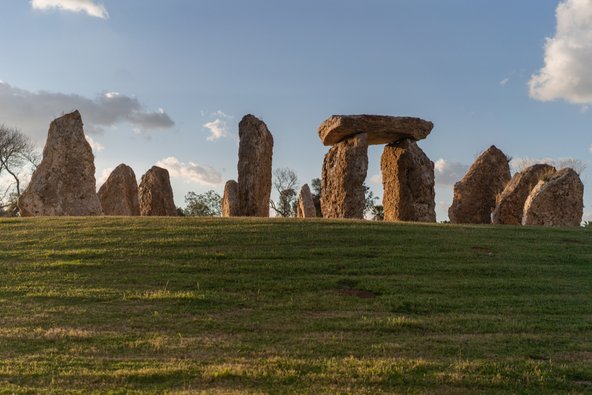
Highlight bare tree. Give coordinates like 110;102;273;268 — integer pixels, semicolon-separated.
270;168;299;217
511;157;586;175
0;125;39;214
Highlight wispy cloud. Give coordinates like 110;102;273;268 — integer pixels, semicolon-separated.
434;159;469;186
156;157;222;186
85;135;104;153
370;173;382;186
500;78;510;86
202;110;234;141
31;0;109;19
0;81;174;140
96;166;114;188
529;0;592;104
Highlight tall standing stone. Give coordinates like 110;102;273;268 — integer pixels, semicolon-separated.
492;164;556;225
237;115;274;217
297;184;317;218
448;145;511;224
18;110;103;216
98;164;140;216
321;133;368;219
222;180;240;217
522;168;584;227
138;166;177;216
381;139;436;222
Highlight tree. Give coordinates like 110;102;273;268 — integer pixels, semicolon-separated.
0;125;39;215
183;190;221;216
270;168;299;217
371;205;384;221
310;177;322;217
363;182;379;217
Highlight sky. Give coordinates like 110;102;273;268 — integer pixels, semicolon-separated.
0;0;591;221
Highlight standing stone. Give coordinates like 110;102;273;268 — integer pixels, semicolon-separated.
381;139;436;222
448;145;511;224
492;164;556;225
222;180;240;217
18;110;103;216
298;184;317;218
98;164;140;216
237;115;274;217
321;133;368;219
138;166;177;216
522;168;584;227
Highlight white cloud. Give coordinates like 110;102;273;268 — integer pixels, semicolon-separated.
589;144;592;153
31;0;109;19
202;110;234;141
434;159;469;186
203;119;229;141
500;78;510;86
96;166;114;188
85;134;104;153
370;173;382;185
0;81;174;140
156;157;222;186
529;0;592;104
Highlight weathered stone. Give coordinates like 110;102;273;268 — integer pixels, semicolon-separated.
138;166;177;216
98;164;140;216
237;114;274;217
297;184;317;218
18;111;103;216
318;115;433;146
381;139;436;222
492;164;556;225
222;180;240;217
448;145;511;224
321;133;368;219
522;168;584;227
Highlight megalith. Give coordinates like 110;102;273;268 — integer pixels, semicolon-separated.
98;164;140;216
297;184;316;218
237;115;273;217
138;166;177;216
222;180;240;217
522;168;584;227
492;164;556;225
321;133;368;219
381;139;436;222
18;110;103;216
448;145;511;224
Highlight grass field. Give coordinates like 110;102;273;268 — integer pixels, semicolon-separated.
0;217;590;394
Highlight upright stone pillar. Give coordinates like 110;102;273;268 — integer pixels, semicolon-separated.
138;166;177;216
222;180;240;217
321;133;368;219
381;139;435;222
298;184;317;218
237;115;274;217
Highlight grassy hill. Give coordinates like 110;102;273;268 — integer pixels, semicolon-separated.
0;217;590;394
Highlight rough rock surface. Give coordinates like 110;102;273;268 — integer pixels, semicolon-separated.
318;115;433;146
522;168;584;227
321;133;368;219
222;180;240;217
138;166;177;216
18;111;103;216
492;164;556;225
448;145;511;224
98;164;140;216
381;139;436;222
237;114;274;217
297;184;316;218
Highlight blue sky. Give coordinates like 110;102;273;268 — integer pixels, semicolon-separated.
0;0;590;220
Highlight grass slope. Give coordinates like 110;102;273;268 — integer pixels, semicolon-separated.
0;217;591;394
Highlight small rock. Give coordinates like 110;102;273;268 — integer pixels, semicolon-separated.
222;180;240;217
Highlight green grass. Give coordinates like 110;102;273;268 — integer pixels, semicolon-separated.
0;217;591;394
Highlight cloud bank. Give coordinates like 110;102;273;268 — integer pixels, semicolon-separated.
156;157;222;186
0;81;174;140
31;0;109;19
434;159;469;186
529;0;592;104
